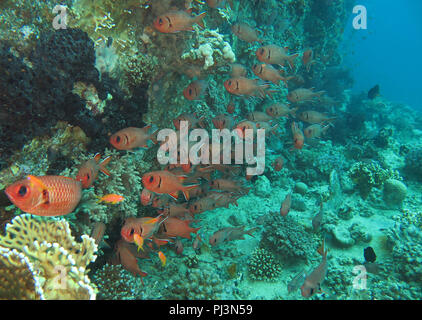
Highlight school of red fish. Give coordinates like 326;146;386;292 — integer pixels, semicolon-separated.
4;1;338;298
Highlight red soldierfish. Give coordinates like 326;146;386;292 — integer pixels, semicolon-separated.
110;126;158;150
298;111;336;125
266;103;297;119
160;217;200;239
209;226;257;246
304;124;330;139
231;22;263;43
76;153;111;188
291;122;304;150
287;88;325;104
224;77;273;99
5;175;82;216
252;63;290;86
142;170;200;201
183;80;207;100
301;240;329;298
153;9;206;33
256;45;299;69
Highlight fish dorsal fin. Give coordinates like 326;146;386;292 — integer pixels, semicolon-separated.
93;153;102;163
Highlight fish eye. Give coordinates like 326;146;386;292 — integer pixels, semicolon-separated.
159;18;163;25
213;238;217;244
18;185;27;196
189;88;192;95
87;173;90;180
116;136;121;143
228;80;232;85
130;228;134;235
149;176;154;183
260;48;264;54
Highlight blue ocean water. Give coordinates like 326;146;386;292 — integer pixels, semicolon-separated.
341;0;422;109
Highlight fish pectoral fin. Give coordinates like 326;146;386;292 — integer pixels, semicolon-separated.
168;192;179;200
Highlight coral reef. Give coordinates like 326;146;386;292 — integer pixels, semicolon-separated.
260;214;317;263
91;263;143;300
348;160;401;199
247;248;282;281
0;214;98;299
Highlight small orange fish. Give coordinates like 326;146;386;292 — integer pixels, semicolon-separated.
153;9;206;33
224;77;273;99
280;192;292;216
133;233;145;252
231;22;263;43
110;126;158;150
291;122;304;150
252;63;290;86
96;193;125;204
158;251;166;266
287;88;325;104
183;80;207;100
5;175;82;216
142;170;200;201
76;153;111;188
272;156;284;171
256;45;299;69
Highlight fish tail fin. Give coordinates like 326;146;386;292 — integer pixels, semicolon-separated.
287;53;299;70
182;184;200;201
195;12;206;29
246;227;259;237
317;238;328;258
99;156;112;176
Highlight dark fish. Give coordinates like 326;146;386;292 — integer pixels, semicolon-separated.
368;85;380;99
364;246;376;263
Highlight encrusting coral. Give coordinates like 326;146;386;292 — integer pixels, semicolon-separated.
0;214;98;300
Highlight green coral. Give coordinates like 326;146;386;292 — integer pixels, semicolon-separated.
348;160;401;199
247;248;282;282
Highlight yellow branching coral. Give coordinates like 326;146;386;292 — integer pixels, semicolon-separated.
0;247;44;300
0;214;98;300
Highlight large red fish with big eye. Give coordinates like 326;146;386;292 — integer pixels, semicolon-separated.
5;175;82;216
183;80;207;100
153;9;206;33
142;170;199;201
